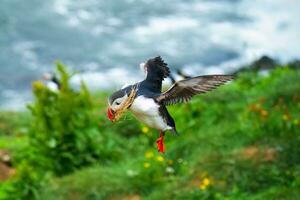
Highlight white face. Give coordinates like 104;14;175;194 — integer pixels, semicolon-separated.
43;72;52;80
109;94;128;111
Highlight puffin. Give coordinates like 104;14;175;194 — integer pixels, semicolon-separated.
107;56;233;153
43;72;61;91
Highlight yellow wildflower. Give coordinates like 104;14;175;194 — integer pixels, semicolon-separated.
249;103;261;112
142;127;149;134
156;156;164;162
167;160;173;165
199;177;211;190
203;178;210;185
143;162;150;168
282;114;289;121
199;184;207;190
260;109;268;118
145;151;154;159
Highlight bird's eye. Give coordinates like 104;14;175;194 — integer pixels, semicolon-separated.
116;102;120;105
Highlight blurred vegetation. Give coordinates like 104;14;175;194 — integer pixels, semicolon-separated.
0;63;300;200
27;62;101;176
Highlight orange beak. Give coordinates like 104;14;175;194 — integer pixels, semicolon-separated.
107;107;115;122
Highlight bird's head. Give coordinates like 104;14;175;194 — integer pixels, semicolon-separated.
42;72;52;80
107;89;129;122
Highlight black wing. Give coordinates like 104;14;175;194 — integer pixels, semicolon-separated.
155;75;234;106
142;56;170;92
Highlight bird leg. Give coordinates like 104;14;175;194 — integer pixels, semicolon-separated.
156;131;165;153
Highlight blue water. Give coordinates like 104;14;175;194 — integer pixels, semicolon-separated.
0;0;300;109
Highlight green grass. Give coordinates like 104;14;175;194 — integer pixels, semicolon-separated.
38;67;300;200
1;67;300;200
0;111;30;163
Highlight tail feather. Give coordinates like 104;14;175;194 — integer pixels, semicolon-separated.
170;127;179;136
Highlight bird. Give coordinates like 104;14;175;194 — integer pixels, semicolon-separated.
107;56;234;153
43;72;61;91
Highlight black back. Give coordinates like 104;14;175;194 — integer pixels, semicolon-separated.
143;56;170;93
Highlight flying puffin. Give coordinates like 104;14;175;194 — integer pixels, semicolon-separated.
107;56;233;153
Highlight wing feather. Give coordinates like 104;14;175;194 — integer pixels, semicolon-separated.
155;75;234;105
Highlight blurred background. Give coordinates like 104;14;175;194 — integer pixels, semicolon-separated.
1;0;300;110
0;0;300;200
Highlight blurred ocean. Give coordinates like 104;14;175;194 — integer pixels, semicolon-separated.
0;0;300;110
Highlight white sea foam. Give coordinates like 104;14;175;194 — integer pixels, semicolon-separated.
53;0;71;16
53;0;96;28
1;0;300;110
238;0;300;62
134;17;199;36
71;68;143;91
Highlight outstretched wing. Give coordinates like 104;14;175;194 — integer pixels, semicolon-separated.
155;75;234;106
142;56;170;92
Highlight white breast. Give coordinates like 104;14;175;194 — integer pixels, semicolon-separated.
130;96;171;131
